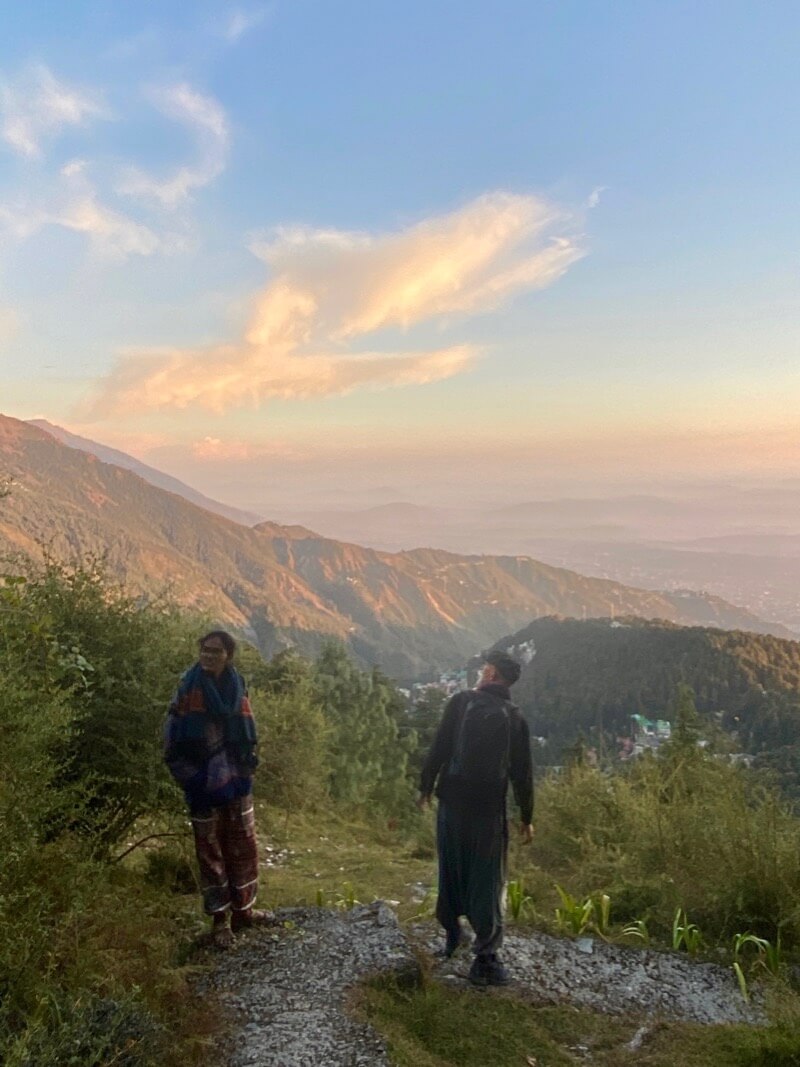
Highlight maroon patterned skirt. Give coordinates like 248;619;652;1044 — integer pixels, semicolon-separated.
190;795;259;914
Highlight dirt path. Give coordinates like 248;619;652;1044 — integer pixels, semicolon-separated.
199;903;415;1067
202;904;763;1066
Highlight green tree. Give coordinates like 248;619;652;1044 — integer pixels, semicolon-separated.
249;650;330;811
313;643;415;812
670;683;701;749
370;667;418;811
407;686;446;778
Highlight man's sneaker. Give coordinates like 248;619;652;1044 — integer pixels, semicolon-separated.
483;954;510;986
467;955;488;986
468;953;509;987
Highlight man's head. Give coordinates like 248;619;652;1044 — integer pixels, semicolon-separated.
482;650;522;687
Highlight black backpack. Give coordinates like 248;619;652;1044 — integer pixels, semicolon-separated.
448;690;512;784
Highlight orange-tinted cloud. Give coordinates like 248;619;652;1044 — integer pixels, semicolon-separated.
251;192;582;336
89;191;582;414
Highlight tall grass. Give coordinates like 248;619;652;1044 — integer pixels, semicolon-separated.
526;747;800;948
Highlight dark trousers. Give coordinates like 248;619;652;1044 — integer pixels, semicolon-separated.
436;801;508;957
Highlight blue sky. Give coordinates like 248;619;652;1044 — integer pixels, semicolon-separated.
1;1;799;511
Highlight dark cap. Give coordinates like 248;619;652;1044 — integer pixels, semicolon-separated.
485;650;522;686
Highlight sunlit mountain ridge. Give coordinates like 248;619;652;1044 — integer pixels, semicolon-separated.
0;414;791;679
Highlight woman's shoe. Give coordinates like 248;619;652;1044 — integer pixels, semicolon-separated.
212;924;234;948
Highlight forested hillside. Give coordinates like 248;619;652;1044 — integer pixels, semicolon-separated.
485;616;800;760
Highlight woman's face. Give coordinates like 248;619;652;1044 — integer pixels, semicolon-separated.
199;636;230;676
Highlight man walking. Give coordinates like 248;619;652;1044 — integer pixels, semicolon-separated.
418;650;533;986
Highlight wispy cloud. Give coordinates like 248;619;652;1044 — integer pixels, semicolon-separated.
61;158;89;178
222;6;271;42
89;191;583;414
190;435;295;461
90;339;474;414
0;174;164;259
58;195;162;256
117;84;229;207
250;192;583;337
0;64;106;158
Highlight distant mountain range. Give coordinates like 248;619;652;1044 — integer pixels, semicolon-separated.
28;420;800;634
0;413;792;678
288;486;800;550
283;492;800;635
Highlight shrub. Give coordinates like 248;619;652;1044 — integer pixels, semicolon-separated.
5;994;164;1067
0;562;206;1062
0;560;197;850
530;747;800;948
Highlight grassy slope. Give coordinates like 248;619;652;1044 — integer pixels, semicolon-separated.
359;979;800;1067
251;806;800;1067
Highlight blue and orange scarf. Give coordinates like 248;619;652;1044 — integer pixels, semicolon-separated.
164;663;258;808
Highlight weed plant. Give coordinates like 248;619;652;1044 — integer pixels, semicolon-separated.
506;878;534;921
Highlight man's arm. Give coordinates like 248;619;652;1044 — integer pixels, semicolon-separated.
417;692;465;804
509;708;534;837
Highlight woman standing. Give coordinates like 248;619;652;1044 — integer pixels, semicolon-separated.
164;630;271;945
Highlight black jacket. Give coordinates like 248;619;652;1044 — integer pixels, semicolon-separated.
419;683;534;823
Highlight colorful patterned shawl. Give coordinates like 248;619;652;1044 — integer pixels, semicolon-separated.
164;663;258;812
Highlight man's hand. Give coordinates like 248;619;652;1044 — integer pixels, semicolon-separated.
520;822;534;844
416;793;431;811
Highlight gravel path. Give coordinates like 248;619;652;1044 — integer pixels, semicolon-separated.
202;905;764;1066
199;903;417;1067
412;922;765;1026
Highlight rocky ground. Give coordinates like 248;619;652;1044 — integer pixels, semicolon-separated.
202;904;764;1066
411;922;764;1027
198;903;416;1067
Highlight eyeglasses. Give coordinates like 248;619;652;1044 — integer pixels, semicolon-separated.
200;646;226;656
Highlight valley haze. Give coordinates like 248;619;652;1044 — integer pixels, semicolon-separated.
22;419;800;640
